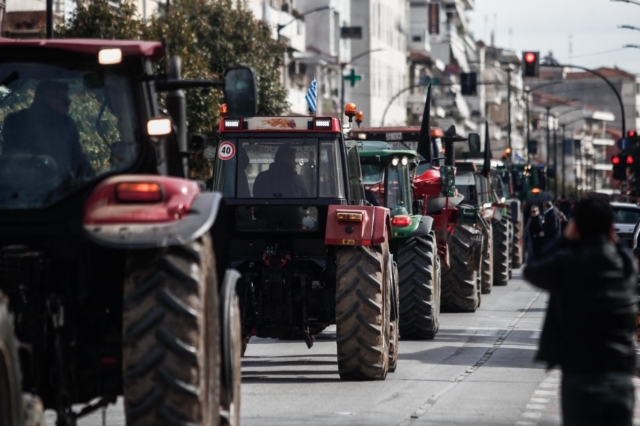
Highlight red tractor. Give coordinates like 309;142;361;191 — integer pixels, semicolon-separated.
352;86;484;313
0;39;256;426
209;106;396;379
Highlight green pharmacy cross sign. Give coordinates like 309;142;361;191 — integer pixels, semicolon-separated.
344;69;362;87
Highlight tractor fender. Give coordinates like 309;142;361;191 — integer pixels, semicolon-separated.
325;205;390;247
407;215;434;238
83;175;222;249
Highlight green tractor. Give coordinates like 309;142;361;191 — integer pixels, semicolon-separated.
358;142;441;340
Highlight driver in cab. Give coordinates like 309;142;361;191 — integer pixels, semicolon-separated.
253;145;309;198
2;80;94;180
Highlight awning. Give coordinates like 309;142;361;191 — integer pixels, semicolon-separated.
450;40;470;73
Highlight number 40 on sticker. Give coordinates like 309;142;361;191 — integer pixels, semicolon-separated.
218;141;236;161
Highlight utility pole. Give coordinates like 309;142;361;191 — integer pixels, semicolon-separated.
546;106;551;190
553;123;558;196
561;124;566;197
525;87;530;160
507;68;512;151
46;0;54;39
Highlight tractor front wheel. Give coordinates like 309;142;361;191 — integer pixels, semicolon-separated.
335;243;390;380
481;224;493;294
511;219;524;269
441;225;481;312
388;261;399;373
123;234;221;426
397;233;440;339
493;216;510;286
0;292;22;426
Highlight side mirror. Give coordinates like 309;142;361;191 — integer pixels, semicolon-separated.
224;67;258;118
440;165;456;197
468;133;481;153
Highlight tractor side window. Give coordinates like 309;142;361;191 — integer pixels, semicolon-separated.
362;163;385;206
0;61;139;209
387;163;411;216
345;141;365;205
319;139;345;198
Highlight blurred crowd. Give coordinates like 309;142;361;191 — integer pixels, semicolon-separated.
523;195;574;261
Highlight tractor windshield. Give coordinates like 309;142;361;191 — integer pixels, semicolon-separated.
362;162;411;215
221;137;344;199
0;60;139;209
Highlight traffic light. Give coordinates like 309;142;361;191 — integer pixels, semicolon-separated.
460;72;477;96
612;154;629;180
628;130;639;145
522;51;540;78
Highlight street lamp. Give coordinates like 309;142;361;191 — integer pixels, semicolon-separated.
611;0;640;5
619;25;640;31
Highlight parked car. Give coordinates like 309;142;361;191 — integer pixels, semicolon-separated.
612;202;640;249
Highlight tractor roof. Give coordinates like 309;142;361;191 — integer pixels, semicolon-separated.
219;116;341;133
350;126;444;142
0;39;165;61
357;141;418;160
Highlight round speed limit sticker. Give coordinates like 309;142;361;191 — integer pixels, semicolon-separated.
218;141;236;161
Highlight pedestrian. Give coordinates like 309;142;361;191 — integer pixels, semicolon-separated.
525;205;544;262
540;200;562;251
524;195;637;426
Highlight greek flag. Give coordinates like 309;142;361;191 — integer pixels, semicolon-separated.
305;77;318;114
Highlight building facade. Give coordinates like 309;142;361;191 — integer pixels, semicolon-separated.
350;0;408;127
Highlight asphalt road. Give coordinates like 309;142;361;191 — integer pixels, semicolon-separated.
48;270;640;425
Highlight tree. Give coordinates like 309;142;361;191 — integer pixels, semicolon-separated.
59;0;288;137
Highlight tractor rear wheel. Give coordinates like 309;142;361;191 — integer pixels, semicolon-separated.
0;292;22;426
511;219;524;269
335;243;390;380
123;234;221;426
493;215;510;286
388;261;399;373
441;225;481;312
481;224;493;294
397;233;440;339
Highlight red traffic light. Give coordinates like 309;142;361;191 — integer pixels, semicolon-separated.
612;155;621;165
629;130;637;138
627;155;634;165
525;52;536;63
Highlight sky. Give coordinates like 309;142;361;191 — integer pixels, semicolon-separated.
469;0;640;74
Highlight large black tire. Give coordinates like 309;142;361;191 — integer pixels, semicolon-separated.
512;219;524;269
493;215;510;286
220;271;242;426
388;261;399;373
123;235;220;426
335;243;390;380
0;292;22;426
397;233;440;339
480;224;493;294
441;225;481;312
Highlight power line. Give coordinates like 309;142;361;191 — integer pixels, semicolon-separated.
557;48;627;61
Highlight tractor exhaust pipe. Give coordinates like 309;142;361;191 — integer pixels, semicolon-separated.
166;56;188;178
482;121;491;177
46;0;53;39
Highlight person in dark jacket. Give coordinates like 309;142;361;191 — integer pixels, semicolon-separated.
526;205;544;261
524;195;637;426
2;80;93;180
540;200;562;251
253;145;309;198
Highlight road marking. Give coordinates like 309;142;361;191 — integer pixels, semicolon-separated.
523;412;543;419
526;404;546;410
404;290;543;423
530;398;549;403
533;390;556;396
